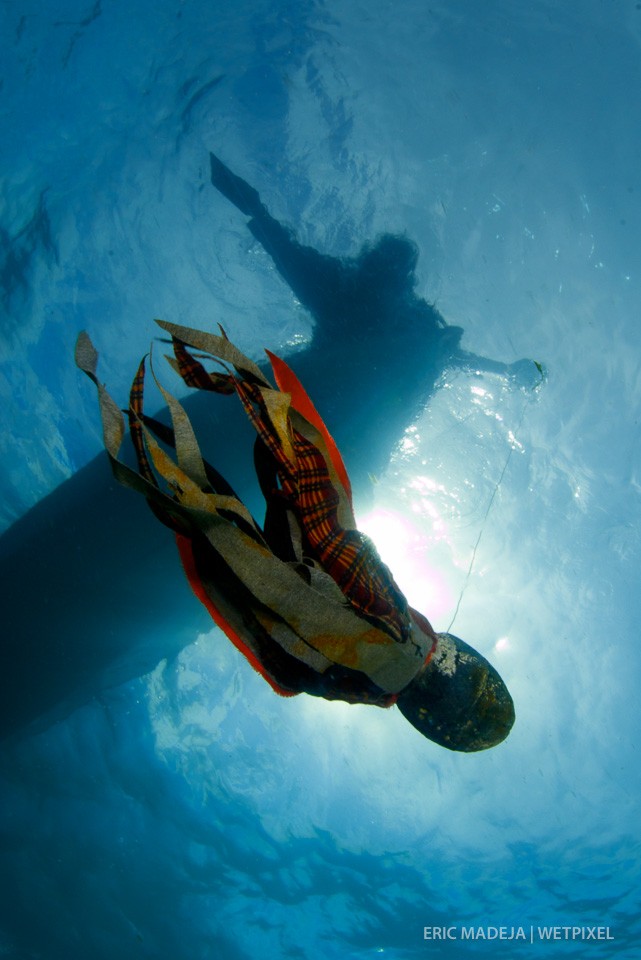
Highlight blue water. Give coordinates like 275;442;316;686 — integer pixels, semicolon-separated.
1;1;641;957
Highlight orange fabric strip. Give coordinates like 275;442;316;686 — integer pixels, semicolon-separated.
265;349;352;505
174;533;299;698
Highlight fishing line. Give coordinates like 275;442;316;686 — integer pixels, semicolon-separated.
447;369;543;633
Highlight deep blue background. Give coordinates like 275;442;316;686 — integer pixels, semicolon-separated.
1;1;640;958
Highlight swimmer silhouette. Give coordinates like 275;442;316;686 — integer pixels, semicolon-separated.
0;155;534;740
76;324;515;750
209;152;536;488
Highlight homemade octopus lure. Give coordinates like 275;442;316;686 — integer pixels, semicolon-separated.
75;322;514;751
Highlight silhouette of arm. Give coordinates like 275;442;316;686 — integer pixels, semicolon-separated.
452;349;544;388
210;152;345;316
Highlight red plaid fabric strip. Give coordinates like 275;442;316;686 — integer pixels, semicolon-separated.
172;338;236;394
127;356;157;487
167;338;412;645
291;428;411;644
222;377;411;645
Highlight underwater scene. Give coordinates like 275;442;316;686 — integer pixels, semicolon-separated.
1;0;640;957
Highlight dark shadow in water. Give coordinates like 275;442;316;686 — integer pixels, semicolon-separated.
0;154;540;741
209;152;537;490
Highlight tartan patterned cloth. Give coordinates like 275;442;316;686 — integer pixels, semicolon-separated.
75;322;434;703
169;334;413;647
242;383;412;645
